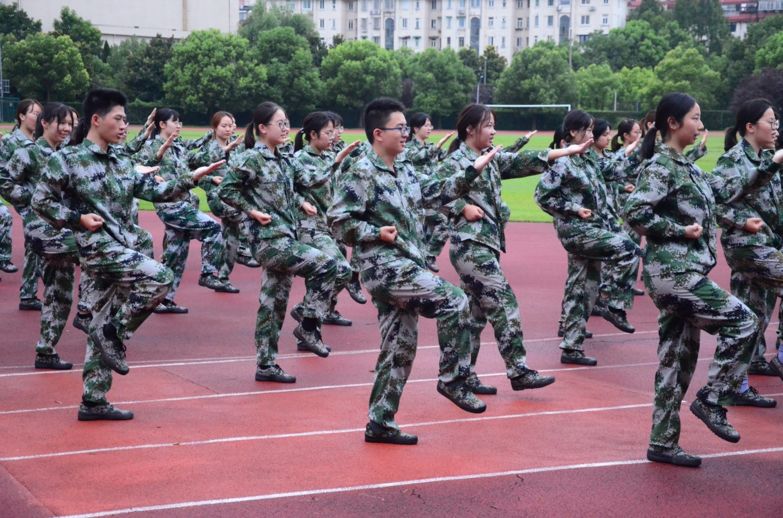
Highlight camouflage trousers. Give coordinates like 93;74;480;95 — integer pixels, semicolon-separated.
449;239;529;379
424;210;449;260
206;190;249;281
298;229;352;313
156;201;224;301
725;245;783;365
35;252;78;356
16;207;42;302
557;226;640;352
81;241;173;405
362;257;471;432
0;204;11;263
253;235;337;367
645;272;758;449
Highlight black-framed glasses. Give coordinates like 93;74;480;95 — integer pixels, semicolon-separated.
379;125;411;136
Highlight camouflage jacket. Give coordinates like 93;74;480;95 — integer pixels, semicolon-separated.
329;147;480;269
708;139;783;249
0;134;37;211
218;142;302;240
0;128;32;165
0;138;77;254
32;139;195;252
535;152;620;239
685;143;707;163
438;142;548;253
404;139;446;174
186;138;234;194
624;145;717;276
291;144;335;232
609;146;644;213
135;135;197;206
278;141;295;160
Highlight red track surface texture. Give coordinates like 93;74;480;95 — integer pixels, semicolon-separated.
1;212;782;517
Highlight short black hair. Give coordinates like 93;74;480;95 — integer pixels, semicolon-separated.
363;97;405;143
71;88;127;145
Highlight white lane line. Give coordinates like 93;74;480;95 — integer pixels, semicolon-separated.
58;446;783;518
0;358;672;416
0;330;662;378
0;402;653;462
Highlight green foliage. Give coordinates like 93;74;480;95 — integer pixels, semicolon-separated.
672;0;730;54
0;4;41;40
4;33;89;102
615;66;656;110
574;64;620;111
163;30;268;116
125;36;174;102
320;40;401;111
239;1;325;64
755;32;783;72
410;49;474;120
496;42;576;105
648;45;722;108
53;7;102;62
578;20;670;71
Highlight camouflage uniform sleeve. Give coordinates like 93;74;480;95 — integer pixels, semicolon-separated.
132;167;195;202
218;159;256;214
534;160;584;218
33;153;81;230
124;128;148;155
420;160;479;209
328;165;381;246
495;149;549;179
0;148;33;207
685;144;707;162
433;158;468;217
709;154;780;230
624;162;686;239
187;144;220;191
133;142;157;166
184;130;213;150
505;136;530;154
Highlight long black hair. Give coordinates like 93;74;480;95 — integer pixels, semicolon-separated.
150;108;180;138
70;88;127;146
448;104;494;154
407;112;431;142
640;93;697;160
724;98;776;151
34;103;73;140
611;118;638;152
555;110;592;147
14;99;42;128
245;102;284;149
294;111;333;152
592;118;611;143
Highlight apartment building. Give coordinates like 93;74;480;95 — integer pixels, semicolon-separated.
257;0;629;60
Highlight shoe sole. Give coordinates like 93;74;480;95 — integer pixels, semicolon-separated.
323;319;352;327
436;384;486;414
365;434;418;445
560;356;598;366
35;363;73;371
646;450;701;468
255;375;296;383
724;398;777;409
293;328;330;358
78;412;134;421
689;401;740;443
470;386;498;395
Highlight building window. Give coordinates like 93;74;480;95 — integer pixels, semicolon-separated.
581;0;589;4
415;36;421;47
431;38;438;47
580;15;589;25
416;18;421;29
471;0;480;7
432;0;438;8
534;15;539;27
361;18;367;30
332;19;336;29
349;1;355;10
501;36;505;48
489;0;495;6
488;17;494;28
516;36;521;47
361;0;367;11
517;0;523;7
373;36;380;44
385;0;394;10
488;35;494;45
401;0;409;9
373;17;381;29
416;0;421;10
602;15;608;25
447;16;452;28
548;0;553;5
402;18;408;28
459;36;465;47
303;0;312;9
431;19;437;28
501;16;506;29
517;17;523;29
320;0;325;8
349;19;355;29
459;0;466;7
458;16;465;27
578;34;589;42
447;36;452;46
547;15;553;26
401;37;409;47
320;19;325;28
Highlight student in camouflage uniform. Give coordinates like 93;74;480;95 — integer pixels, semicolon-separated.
289;112;361;330
0;99;43;309
329;98;494;446
403;112;453;272
436;104;566;395
708;98;783;391
625;93;760;468
219;102;339;383
0;103;79;370
136;108;231;314
536;110;640;367
33;89;223;420
187;111;248;290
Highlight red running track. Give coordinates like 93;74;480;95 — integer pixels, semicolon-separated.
1;211;782;517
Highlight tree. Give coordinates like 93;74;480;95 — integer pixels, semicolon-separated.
163;30;268;116
481;46;507;85
239;1;326;65
0;4;41;40
256;27;322;115
755;32;783;72
101;38;148;92
615;67;656;111
672;0;730;55
574;64;620;111
320;40;401;111
393;48;417;107
410;49;474;121
126;36;174;102
458;48;481;81
53;7;106;86
4;33;89;101
578;20;672;71
496;42;576;105
730;69;783;119
648;45;721;108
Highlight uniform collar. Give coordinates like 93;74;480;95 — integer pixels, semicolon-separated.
659;144;690;166
366;147;404;175
741;138;762;163
84;138;119;161
253;141;279;159
35;137;56;152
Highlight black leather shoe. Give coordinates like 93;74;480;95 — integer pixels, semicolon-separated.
19;299;42;311
198;274;227;291
323;310;352;326
293;325;330;358
722;386;777;408
153;300;189;314
560;350;597;366
690;399;740;443
364;422;418;445
600;307;635;334
34;353;73;370
770;357;783;381
466;374;498;395
78;403;134;421
255;364;296;383
510;368;555;390
748;360;779;377
646;445;701;467
437;380;486;413
90;323;129;375
236;255;261;268
0;261;18;273
213;279;240;293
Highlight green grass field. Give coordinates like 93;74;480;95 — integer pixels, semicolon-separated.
140;129;725;222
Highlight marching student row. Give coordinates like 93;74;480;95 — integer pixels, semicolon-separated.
1;89;782;469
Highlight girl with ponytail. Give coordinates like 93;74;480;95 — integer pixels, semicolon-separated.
536;110;641;368
708;98;783;382
626;93;771;468
218;102;343;384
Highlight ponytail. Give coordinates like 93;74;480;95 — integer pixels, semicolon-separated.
69;117;90;146
725;98;775;152
640;127;659;160
724;125;739;152
294;128;307;152
244;121;256;149
447;137;462;154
